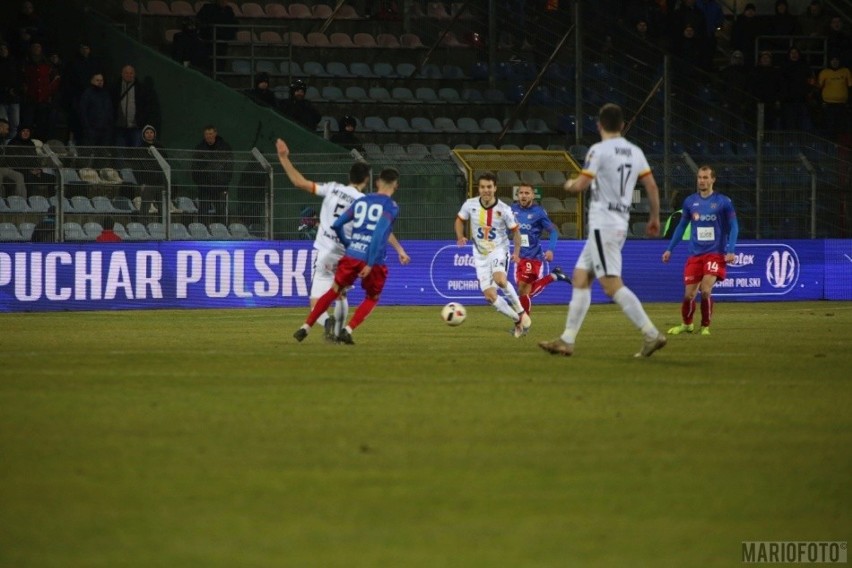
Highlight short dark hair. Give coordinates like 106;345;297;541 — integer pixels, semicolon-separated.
477;171;498;185
378;167;399;185
349;161;371;184
102;217;115;230
698;164;716;179
598;103;624;133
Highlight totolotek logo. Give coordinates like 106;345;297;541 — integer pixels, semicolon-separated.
766;249;798;289
714;243;801;297
430;245;482;300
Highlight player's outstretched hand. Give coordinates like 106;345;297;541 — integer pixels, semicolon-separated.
456;237;468;247
359;265;373;278
398;251;411;265
662;251;671;263
276;139;289;159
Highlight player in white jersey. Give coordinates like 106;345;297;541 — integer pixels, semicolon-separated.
538;104;667;358
455;171;531;337
276;139;409;341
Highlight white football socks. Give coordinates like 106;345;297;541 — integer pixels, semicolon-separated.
499;281;524;313
492;295;520;321
562;287;591;344
613;286;658;339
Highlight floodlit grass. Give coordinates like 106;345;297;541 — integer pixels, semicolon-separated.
1;301;850;567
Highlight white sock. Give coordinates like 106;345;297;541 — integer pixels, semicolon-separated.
499;281;524;313
562;287;591;344
492;296;520;321
334;296;348;335
613;286;658;339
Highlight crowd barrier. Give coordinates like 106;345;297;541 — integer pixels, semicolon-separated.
0;239;849;312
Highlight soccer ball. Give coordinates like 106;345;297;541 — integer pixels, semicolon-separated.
441;302;467;326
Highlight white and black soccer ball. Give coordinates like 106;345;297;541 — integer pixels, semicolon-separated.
441;302;467;326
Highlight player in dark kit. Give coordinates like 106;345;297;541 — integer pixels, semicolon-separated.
511;182;571;313
662;165;739;336
294;168;401;345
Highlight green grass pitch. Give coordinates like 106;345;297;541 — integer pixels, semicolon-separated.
1;301;850;567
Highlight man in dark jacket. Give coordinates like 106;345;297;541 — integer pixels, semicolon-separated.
171;17;210;70
111;64;159;147
279;79;321;132
191;124;233;223
247;72;277;107
78;72;113;146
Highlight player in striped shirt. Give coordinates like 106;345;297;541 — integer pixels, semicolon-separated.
662;165;739;335
511;182;571;314
455;171;531;337
539;103;666;357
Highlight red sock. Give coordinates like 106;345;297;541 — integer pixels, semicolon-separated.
700;296;712;327
529;275;553;298
306;288;339;326
681;298;695;325
520;294;531;313
347;297;379;330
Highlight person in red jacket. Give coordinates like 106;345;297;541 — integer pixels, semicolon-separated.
21;40;59;140
96;217;123;243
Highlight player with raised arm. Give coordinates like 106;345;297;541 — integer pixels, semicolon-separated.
662;165;738;336
511;182;571;313
539;103;667;357
276;139;409;342
455;171;531;337
293;168;402;345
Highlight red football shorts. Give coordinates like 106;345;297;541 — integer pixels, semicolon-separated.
515;258;543;285
683;252;727;285
335;256;388;297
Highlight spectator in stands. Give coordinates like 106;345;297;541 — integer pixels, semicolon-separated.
731;3;764;66
31;205;55;242
63;40;104;145
279;79;321;132
798;0;829;65
769;0;799;36
780;46;816;130
677;23;713;73
196;0;237;73
749;50;783;130
623;0;668;45
818;54;851;139
112;64;159;147
78;72;113;146
15;2;44;38
247;72;276;107
330;115;365;154
136;124;167;215
826;16;852;67
96;217;122;242
6;124;54;196
0;41;22;144
696;0;725;59
171;17;209;70
191;124;233;223
669;0;708;53
21;40;60;141
798;0;829;39
0;118;27;198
